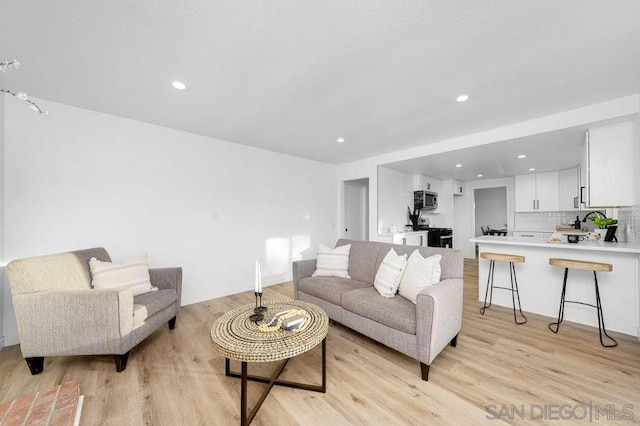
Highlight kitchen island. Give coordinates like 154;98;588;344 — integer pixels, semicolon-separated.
470;235;640;339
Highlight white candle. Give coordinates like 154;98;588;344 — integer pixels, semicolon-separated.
258;262;263;293
255;260;259;293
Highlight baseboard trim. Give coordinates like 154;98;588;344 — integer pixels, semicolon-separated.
4;334;20;346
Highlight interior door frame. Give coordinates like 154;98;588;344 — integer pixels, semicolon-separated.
342;178;369;241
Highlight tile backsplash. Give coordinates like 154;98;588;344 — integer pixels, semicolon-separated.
516;207;640;243
618;205;640;243
515;211;591;232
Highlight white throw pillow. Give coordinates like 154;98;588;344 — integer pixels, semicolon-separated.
398;250;442;303
90;253;157;296
373;248;408;297
312;244;351;279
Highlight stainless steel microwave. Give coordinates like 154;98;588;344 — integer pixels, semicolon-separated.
414;190;438;210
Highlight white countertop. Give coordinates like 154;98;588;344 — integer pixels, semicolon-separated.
379;230;428;237
511;229;556;233
470;235;640;254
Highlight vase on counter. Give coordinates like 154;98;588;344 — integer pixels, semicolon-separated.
594;228;607;240
407;206;421;232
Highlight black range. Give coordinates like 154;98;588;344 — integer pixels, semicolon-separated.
417;225;453;248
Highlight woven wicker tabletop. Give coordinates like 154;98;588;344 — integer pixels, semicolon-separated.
210;299;329;362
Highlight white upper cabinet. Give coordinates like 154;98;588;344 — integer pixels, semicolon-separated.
413;174;442;193
583;121;636;208
535;171;559;211
558;166;580;211
515;171;559;212
453;180;465;196
515;174;536;212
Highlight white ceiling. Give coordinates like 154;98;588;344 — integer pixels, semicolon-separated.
1;1;640;165
381;116;636;181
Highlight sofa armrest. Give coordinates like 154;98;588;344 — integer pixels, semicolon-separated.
292;259;316;299
149;267;182;309
12;288;134;357
415;277;463;365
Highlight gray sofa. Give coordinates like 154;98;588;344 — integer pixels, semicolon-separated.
7;247;182;374
293;239;463;381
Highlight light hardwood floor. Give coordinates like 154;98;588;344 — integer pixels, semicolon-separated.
1;259;639;425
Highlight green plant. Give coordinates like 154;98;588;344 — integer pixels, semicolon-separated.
407;206;421;229
589;215;617;229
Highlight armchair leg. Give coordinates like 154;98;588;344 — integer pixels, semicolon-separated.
168;316;177;330
115;352;130;372
25;357;44;375
450;333;459;347
420;362;430;381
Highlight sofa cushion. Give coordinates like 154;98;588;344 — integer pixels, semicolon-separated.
373;248;407;297
335;239;464;282
334;240;385;284
312;244;351;278
342;287;417;335
90;254;156;296
132;289;177;329
7;248;111;294
298;276;371;306
398;251;442;304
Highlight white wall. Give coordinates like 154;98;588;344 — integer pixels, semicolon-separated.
2;98;338;345
0;95;5;351
337;95;640;248
377;166;413;233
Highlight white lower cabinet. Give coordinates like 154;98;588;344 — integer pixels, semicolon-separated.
378;232;428;246
512;231;553;239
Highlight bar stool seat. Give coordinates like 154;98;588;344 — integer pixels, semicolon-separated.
481;252;525;263
548;258;617;347
549;258;612;272
479;252;527;324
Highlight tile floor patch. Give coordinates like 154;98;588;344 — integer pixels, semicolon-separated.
0;381;81;426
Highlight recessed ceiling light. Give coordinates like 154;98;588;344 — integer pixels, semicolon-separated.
529;168;536;171
456;94;469;103
455;164;462;168
337;138;345;143
477;174;483;178
172;81;186;90
518;154;527;159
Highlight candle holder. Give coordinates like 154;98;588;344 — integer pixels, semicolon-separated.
249;291;267;322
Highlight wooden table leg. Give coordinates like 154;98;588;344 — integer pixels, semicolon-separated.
229;337;327;425
321;337;326;392
241;362;248;426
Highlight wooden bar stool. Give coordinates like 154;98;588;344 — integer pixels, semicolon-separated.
548;258;617;347
479;252;527;324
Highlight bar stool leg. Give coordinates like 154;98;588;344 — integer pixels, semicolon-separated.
593;271;618;347
509;262;527;324
480;260;495;315
548;268;569;333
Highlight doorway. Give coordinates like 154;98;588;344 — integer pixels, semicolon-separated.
343;179;369;241
474;187;507;237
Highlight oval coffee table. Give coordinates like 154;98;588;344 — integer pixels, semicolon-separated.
211;299;329;425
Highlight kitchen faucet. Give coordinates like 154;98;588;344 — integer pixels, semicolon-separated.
581;211;606;222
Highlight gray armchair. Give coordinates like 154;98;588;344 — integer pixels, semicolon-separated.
7;247;182;374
